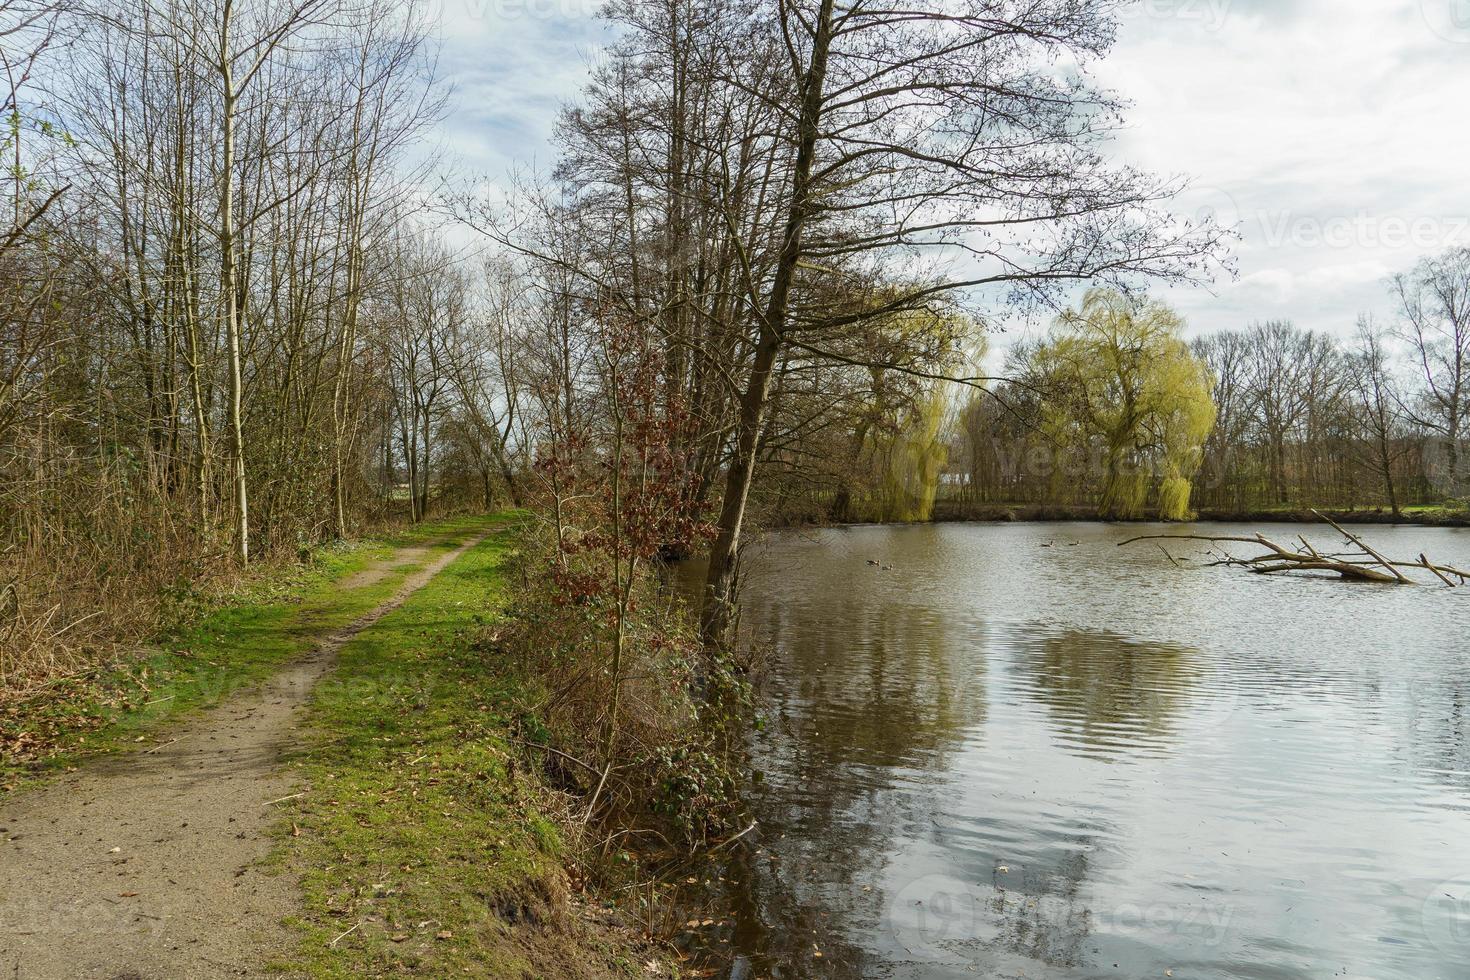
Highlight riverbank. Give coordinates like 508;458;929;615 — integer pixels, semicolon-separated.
927;501;1470;527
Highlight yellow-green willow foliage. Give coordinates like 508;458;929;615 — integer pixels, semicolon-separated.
842;304;975;522
1036;289;1216;520
879;387;951;521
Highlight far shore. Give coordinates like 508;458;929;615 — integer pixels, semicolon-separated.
770;502;1470;530
938;503;1470;528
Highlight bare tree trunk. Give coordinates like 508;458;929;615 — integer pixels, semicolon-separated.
700;0;835;647
418;407;432;519
219;17;249;563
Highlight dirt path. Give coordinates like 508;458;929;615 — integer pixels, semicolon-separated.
0;531;492;980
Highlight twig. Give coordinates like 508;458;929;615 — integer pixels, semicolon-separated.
508;737;603;777
581;762;613;827
711;821;758;852
328;921;362;947
262;792;306;806
1154;544;1181;568
144;736;186;754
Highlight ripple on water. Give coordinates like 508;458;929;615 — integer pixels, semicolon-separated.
702;522;1470;979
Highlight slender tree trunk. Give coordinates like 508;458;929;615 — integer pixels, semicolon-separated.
1382;451;1401;516
1446;414;1462;495
494;444;522;506
700;0;836;648
418;411;432;519
219;29;249;563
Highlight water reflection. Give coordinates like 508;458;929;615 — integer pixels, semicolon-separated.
700;522;1470;980
1016;630;1198;759
755;602;989;771
703;602;993;977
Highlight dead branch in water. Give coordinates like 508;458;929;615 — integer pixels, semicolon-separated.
1119;513;1469;586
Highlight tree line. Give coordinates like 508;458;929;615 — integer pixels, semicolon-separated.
0;0;526;680
953;248;1469;519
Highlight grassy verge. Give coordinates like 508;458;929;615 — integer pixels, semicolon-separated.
276;523;665;979
0;515;500;790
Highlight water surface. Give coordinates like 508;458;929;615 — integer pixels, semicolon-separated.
706;521;1470;979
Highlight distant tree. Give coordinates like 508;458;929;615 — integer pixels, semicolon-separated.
1191;330;1253;510
1243;320;1315;506
1348;315;1411;516
1034;289;1216;521
1394;247;1470;500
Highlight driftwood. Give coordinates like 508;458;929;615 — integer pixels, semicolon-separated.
1120;511;1469;586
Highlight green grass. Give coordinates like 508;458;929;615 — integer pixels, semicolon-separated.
275;523;649;979
1210;502;1468;522
0;515;501;789
1397;504;1469;518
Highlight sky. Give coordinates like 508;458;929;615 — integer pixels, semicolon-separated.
424;0;1470;344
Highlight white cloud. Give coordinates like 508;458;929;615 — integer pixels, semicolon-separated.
425;0;611;183
1097;0;1470;337
425;0;1469;339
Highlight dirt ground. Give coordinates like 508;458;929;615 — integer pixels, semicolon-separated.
0;532;489;980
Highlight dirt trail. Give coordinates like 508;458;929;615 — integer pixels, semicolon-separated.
0;531;491;980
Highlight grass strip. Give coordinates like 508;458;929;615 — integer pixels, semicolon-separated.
0;515;499;789
276;521;653;979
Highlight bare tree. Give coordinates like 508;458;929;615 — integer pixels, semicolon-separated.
1395;247;1470;500
1349;315;1410;516
692;0;1230;643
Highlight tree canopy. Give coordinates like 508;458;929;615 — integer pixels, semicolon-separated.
1031;289;1217;521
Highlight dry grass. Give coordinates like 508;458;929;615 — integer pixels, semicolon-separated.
0;441;452;700
0;505;233;698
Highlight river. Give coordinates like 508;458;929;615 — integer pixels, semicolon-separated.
697;521;1470;979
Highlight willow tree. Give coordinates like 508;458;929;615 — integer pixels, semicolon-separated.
1036;289;1216;521
878;387;951;522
